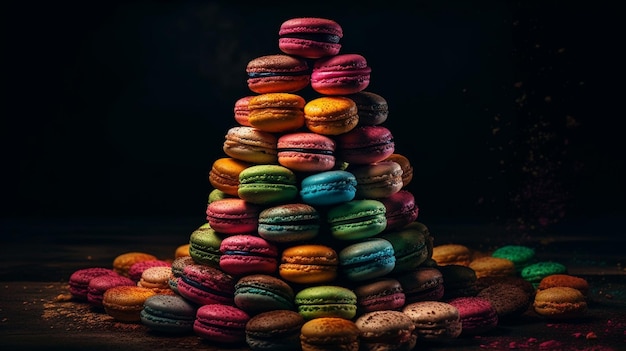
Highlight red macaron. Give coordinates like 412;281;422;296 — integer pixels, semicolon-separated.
311;54;371;95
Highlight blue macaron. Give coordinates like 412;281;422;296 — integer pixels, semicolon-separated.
339;238;396;281
299;170;357;206
140;294;198;334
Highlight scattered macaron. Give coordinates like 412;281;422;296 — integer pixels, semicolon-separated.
491;244;536;272
68;267;120;301
128;259;172;283
112;252;158;277
87;274;136;307
448;296;499;336
245;309;305;351
432;244;472;266
537;274;590;297
521;261;568;288
477;282;532;321
102;285;158;322
402;301;463;340
355;310;417;351
469;256;516;279
533;286;588;319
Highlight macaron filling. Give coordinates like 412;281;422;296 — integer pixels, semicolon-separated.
280;32;341;44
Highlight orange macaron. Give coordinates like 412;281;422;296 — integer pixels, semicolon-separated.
102;285;158;322
208;157;252;196
304;96;359;135
247;93;306;133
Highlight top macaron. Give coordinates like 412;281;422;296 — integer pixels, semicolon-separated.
278;17;343;59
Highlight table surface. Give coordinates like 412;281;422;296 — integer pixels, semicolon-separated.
1;216;625;350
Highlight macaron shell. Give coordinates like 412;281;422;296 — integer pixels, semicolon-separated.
278;17;343;58
311;54;371;95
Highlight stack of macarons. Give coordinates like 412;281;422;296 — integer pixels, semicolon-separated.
64;16;588;350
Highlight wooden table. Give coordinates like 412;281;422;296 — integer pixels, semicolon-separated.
1;217;625;350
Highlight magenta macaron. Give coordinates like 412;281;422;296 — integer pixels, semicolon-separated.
177;263;236;306
277;132;336;172
379;190;419;231
68;267;120;301
205;198;261;235
278;17;343;59
311;53;371;95
336;125;395;165
219;234;279;276
448;296;499;336
194;304;250;344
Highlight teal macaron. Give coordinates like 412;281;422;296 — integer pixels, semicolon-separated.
188;223;223;267
238;164;298;205
294;285;357;320
327;199;387;240
521;261;567;288
299;170;357;206
339;238;396;281
140;294;197;334
381;224;429;273
491;245;536;272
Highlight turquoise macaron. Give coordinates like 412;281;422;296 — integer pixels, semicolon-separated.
339;238;396;281
140;294;198;334
238;164;298;205
327;199;387;240
300;170;357;206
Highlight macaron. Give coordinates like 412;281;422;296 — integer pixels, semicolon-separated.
447;296;499;336
127;260;172;282
278;17;343;59
279;244;339;284
219;234;279;276
338;238;396;281
188;222;223;267
168;255;194;293
208;157;252;196
300;317;360;351
245;309;306;351
468;256;516;279
336;125;395;165
477;282;532;321
383;153;414;187
311;53;371;95
102;285;157;322
299;170;357;206
533;286;588;319
303;96;359;136
194;304;250;344
396;267;445;303
234;274;295;315
112;252;158;277
223;126;278;164
177;263;236;305
246;54;310;94
475;275;535;300
137;266;175;295
257;203;320;243
378;190;419;232
491;244;536;272
237;164;298;205
233;95;254;126
247;93;306;133
354;278;406;314
355;310;417;351
174;243;190;258
432;244;472;266
140;294;197;334
537;274;590;297
87;274;136;307
437;264;479;299
402;301;463;340
326;199;387;241
205;198;260;235
381;224;429;273
347;91;388;125
521;261;568;288
349;161;404;199
207;188;234;204
294;285;357;320
68;267;120;301
277;132;336;172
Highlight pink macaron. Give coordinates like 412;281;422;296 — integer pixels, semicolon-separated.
448;296;499;336
336;125;395;165
311;54;371;95
87;274;136;307
194;304;250;344
278;17;343;59
233;95;255;126
68;267;120;301
127;259;172;282
219;234;279;276
206;198;261;235
379;190;419;231
177;263;236;305
277;132;336;172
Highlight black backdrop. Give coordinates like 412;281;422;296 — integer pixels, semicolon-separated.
3;1;624;230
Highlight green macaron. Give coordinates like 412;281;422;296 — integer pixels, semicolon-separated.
327;199;387;240
295;285;357;320
491;245;536;272
238;164;298;205
188;223;223;267
381;224;429;273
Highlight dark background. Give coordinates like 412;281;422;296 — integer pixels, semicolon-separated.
3;1;624;232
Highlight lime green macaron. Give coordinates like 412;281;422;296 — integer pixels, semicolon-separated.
188;223;223;267
295;285;357;320
327;199;387;240
238;164;298;205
